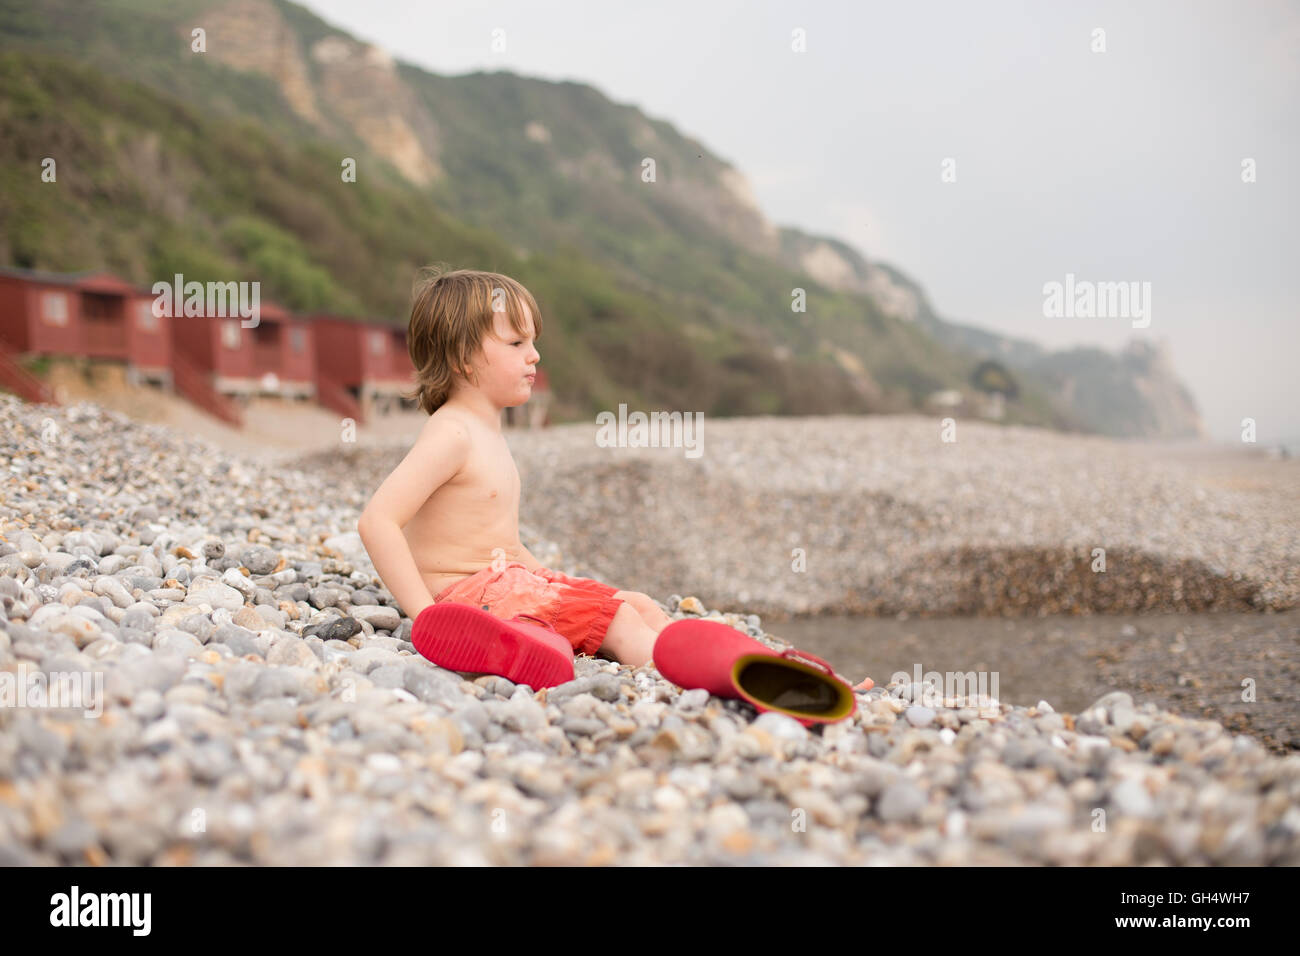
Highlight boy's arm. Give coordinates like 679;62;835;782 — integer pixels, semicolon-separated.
357;416;471;620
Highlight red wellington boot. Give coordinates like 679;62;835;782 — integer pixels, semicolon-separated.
411;603;575;689
652;619;858;727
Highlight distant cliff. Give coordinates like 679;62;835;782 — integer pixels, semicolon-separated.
775;230;1203;439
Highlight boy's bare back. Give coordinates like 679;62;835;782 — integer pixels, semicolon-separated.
359;404;531;614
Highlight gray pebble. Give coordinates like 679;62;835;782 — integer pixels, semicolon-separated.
49;817;100;858
751;711;809;740
1110;777;1157;818
876;782;927;822
152;630;204;658
502;695;547;732
184;581;243;612
587;673;622;702
678;688;710;710
210;624;261;658
309;587;341;610
546;676;594;703
561;716;608;736
1088;691;1135;715
905;705;936;728
314;616;361;642
240;546;281;575
368;665;406;689
351;605;401;632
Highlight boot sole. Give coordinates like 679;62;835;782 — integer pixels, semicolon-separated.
412;603;574;689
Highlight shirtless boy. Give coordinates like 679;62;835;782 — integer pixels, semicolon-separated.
357;267;670;668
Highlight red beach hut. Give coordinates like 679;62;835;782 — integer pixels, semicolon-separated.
309;315;415;423
0;266;171;403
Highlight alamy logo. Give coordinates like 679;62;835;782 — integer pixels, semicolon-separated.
0;661;103;718
1042;273;1151;328
889;663;1001;717
152;273;260;328
49;885;151;935
595;403;703;458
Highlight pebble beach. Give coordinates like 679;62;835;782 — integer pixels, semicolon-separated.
1;395;1298;866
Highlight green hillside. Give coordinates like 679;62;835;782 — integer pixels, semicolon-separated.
0;0;1157;432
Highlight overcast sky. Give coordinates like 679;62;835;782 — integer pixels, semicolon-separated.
301;0;1299;444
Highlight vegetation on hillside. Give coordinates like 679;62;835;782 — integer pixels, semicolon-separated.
0;0;1127;430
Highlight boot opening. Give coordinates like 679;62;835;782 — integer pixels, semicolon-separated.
737;660;842;713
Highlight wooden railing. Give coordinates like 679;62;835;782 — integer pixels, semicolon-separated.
0;341;56;405
171;352;242;426
317;379;364;423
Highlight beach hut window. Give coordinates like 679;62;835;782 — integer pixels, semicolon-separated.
290;327;306;352
137;301;159;331
42;292;69;325
221;320;241;350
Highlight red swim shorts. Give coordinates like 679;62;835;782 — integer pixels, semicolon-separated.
432;562;625;657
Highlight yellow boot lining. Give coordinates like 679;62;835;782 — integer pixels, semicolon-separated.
732;655;854;720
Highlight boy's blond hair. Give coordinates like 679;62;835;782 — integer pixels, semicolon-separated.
402;265;544;415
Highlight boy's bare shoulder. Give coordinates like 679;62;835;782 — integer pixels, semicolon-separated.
418;406;473;454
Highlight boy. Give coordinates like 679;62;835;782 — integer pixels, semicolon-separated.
357;267;670;669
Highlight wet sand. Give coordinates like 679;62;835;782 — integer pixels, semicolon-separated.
771;608;1300;755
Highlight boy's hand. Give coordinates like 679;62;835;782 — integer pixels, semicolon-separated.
516;544;544;573
411;601;438;636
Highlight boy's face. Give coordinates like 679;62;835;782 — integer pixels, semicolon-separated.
459;302;540;407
